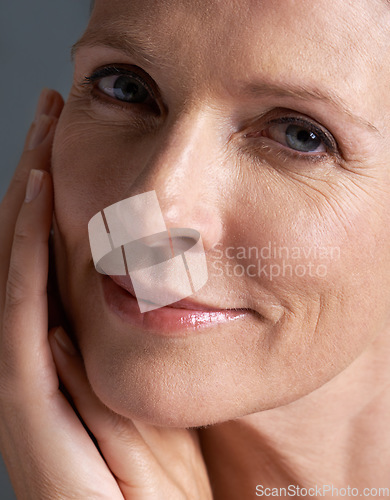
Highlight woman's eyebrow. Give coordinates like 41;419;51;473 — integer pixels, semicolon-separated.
71;24;162;68
72;25;380;135
238;81;380;133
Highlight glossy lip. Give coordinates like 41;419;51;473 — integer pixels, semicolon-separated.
102;274;248;336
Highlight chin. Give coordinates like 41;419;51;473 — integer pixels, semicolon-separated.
78;341;237;428
73;325;319;429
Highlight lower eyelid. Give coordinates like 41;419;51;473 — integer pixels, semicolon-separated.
81;82;163;122
244;134;331;164
237;145;333;175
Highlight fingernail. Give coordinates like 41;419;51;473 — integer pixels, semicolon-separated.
25;169;44;203
34;88;52;122
54;327;78;356
28;114;52;150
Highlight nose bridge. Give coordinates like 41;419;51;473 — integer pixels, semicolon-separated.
132;108;224;250
145;109;212;198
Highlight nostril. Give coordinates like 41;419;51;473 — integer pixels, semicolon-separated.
170;235;199;254
168;228;201;255
120;229;202;273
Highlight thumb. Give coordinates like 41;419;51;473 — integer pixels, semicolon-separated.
51;326;79;357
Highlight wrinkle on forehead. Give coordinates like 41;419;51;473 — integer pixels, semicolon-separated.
85;0;390;71
81;0;390;125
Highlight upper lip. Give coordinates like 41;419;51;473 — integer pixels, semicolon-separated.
108;275;246;312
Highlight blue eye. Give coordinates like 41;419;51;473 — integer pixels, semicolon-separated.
97;74;151;103
284;124;323;153
262;120;327;153
84;66;156;105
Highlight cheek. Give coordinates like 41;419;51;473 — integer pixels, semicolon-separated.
51;104;151;252
52;109;123;224
50;107;129;319
223;167;390;345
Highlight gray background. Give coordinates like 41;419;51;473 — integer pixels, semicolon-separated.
0;1;90;498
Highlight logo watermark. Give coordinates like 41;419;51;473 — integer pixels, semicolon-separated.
88;191;208;312
255;484;390;497
211;242;340;280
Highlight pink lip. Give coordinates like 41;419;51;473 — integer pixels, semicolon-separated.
102;275;247;336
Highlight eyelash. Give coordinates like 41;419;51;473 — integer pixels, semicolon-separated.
84;65;153;88
82;65;339;162
245;115;340;163
82;65;158;109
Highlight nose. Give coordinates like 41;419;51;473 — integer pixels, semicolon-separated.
124;226;208;312
129;108;224;253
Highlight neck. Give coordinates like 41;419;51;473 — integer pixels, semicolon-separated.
198;330;390;499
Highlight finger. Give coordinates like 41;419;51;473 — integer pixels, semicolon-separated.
0;88;63;214
32;87;64;124
0;172;122;497
0;332;123;499
15;88;62;152
0;119;56;309
1;169;57;391
49;327;167;495
0;89;63;305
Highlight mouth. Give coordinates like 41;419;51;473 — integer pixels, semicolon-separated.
102;274;248;336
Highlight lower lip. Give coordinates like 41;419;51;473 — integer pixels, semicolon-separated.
102;276;246;335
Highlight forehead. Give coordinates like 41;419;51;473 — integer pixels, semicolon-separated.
83;0;390;116
88;1;389;76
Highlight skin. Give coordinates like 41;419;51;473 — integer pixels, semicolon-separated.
0;0;389;497
0;94;212;498
53;0;390;425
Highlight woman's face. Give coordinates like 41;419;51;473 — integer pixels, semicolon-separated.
52;0;390;427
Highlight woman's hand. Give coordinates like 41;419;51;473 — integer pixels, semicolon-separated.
0;89;213;500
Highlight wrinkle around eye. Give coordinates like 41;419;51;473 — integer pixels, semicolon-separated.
66;90;163;136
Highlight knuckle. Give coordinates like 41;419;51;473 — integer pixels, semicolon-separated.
6;265;28;305
0;358;21;406
14;222;33;244
0;347;40;410
10;170;27;192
